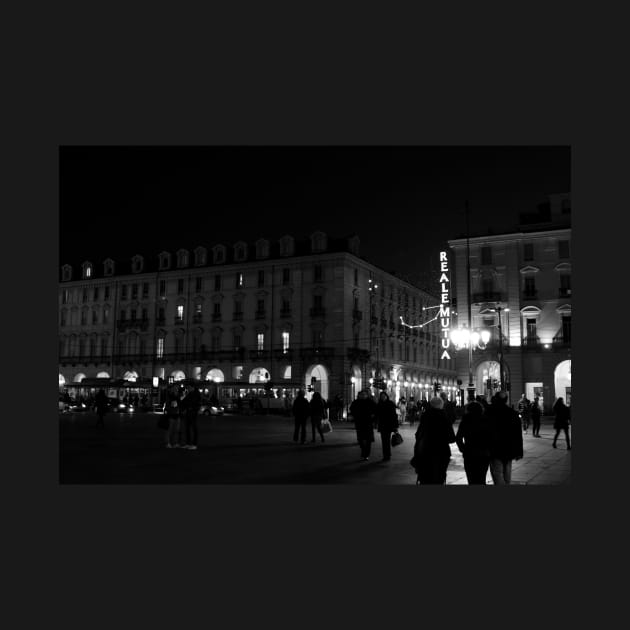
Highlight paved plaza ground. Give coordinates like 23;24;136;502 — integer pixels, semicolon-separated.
59;410;572;485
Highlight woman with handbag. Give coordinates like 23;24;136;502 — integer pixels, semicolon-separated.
375;391;398;461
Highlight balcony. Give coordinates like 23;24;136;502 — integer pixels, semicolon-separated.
559;288;572;298
255;310;266;320
472;291;503;304
522;336;541;350
522;291;538;301
116;319;149;332
552;333;571;347
352;310;363;321
174;317;184;326
279;308;292;319
309;307;326;318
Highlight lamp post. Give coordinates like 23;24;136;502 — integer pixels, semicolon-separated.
465;201;474;401
492;304;509;400
368;277;379;394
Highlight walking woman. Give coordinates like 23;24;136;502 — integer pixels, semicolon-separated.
375;391;399;461
531;396;542;437
455;400;491;484
552;397;571;449
349;389;377;461
309;391;327;443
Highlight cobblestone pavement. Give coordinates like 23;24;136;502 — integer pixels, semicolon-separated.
59;411;571;485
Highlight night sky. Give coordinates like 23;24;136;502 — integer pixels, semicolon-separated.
60;146;570;290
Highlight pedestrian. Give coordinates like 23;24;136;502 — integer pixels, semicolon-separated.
292;389;310;444
440;392;457;424
397;396;407;424
552;397;571;450
407;396;418;426
455;400;492;484
375;391;399;461
94;388;109;428
349;389;377;461
531;396;542;437
181;384;201;450
309;391;327;443
487;390;524;485
412;396;456;484
165;384;182;448
518;393;531;433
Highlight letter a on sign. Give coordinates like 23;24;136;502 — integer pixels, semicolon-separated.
440;350;451;360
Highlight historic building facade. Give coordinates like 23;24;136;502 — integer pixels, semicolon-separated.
448;193;571;413
59;232;457;407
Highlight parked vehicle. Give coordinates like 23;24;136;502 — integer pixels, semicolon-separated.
199;403;225;416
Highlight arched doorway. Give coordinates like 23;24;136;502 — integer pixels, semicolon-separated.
73;373;86;383
170;370;186;382
96;371;110;379
123;370;138;382
205;368;225;382
59;373;66;388
476;360;501;400
554;360;571;405
249;367;270;383
306;364;330;400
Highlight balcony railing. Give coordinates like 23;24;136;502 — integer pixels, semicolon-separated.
552;333;571;347
522;291;538;300
472;292;504;304
309;307;326;317
116;319;149;332
174;317;184;325
522;336;541;350
249;349;270;360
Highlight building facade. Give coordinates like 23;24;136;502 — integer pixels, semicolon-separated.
59;232;457;408
448;194;571;413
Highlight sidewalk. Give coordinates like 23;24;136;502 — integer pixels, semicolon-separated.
59;412;571;485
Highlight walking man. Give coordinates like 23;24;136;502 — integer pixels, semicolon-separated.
487;391;524;485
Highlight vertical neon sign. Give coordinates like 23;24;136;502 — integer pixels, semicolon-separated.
439;251;451;360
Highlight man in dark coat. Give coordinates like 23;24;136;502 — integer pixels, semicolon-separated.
552;397;571;449
456;400;492;484
349;389;377;461
487;390;524;484
292;389;310;444
94;388;109;428
375;391;399;461
181;384;201;450
413;396;456;484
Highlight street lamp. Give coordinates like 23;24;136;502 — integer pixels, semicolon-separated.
490;304;509;398
368;277;379;394
450;325;491;402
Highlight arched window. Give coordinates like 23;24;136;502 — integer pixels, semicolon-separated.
103;259;115;276
131;255;144;274
158;251;171;270
82;261;93;279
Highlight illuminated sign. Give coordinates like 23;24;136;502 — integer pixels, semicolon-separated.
439;251;451;360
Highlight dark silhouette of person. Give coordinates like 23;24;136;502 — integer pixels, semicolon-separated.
487;391;524;484
309;391;327;443
292;389;310;444
181;384;201;450
552;397;571;449
94;388;109;428
413;396;456;484
531;396;542;437
518;393;531;433
455;400;492;484
375;391;398;461
350;389;377;461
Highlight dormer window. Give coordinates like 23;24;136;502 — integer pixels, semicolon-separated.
194;246;207;266
131;255;144;274
103;259;115;277
158;252;171;270
310;231;327;253
177;249;189;268
234;241;247;262
279;235;294;257
61;264;73;282
255;239;270;260
213;245;226;264
82;262;93;279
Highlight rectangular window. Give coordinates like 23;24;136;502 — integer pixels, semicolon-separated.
234;334;241;349
142;282;149;298
524;243;534;261
121;285;127;300
282;331;290;353
100;337;107;356
196;277;203;293
524;276;536;296
159;280;166;297
214;303;221;315
258;270;265;287
257;299;264;313
158;307;165;322
92;310;98;324
130;309;137;321
481;246;492;265
354;268;358;285
120;309;126;321
314;264;323;282
257;333;264;351
282;299;290;313
562;315;572;342
131;284;138;299
526;318;537;338
103;307;109;324
558;240;570;259
313;295;323;309
195;303;202;316
156;338;164;359
82;288;88;303
482;278;494;295
142;308;148;320
236;272;243;288
214;275;221;291
62;290;69;304
104;286;110;300
211;335;220;352
177;305;184;320
93;287;99;301
61;311;67;326
234;300;242;314
178;279;184;295
283;268;290;285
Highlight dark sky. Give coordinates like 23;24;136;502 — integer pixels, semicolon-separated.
60;146;570;290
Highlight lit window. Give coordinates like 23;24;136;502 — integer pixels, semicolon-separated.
282;332;290;353
86;266;91;278
177;305;184;320
236;272;243;288
157;338;164;359
257;333;264;351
